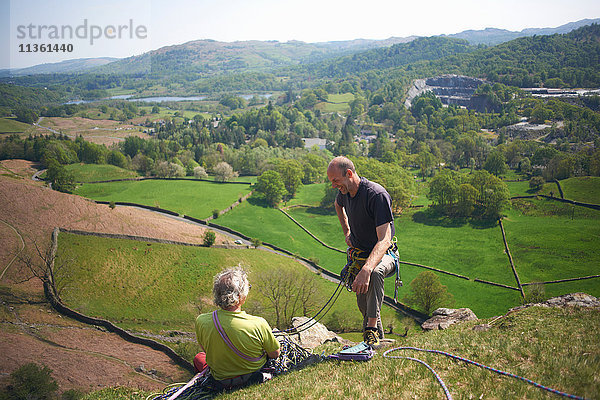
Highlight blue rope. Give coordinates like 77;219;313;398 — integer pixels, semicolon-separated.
383;347;587;400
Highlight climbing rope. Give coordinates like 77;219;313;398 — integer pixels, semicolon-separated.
383;347;587;400
147;335;319;400
273;276;347;336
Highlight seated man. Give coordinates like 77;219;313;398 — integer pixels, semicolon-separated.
194;267;280;389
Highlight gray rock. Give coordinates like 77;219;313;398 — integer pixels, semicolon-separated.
421;308;478;330
286;317;350;349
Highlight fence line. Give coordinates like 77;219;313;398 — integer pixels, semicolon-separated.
47;228;195;374
522;275;600;286
498;218;525;298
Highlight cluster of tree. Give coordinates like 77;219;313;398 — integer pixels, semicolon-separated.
427;169;510;219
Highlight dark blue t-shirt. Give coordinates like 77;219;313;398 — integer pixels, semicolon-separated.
336;177;395;252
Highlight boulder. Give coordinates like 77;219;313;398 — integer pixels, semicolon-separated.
286;317;350;349
421;308;478;331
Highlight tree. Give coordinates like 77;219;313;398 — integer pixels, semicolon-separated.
403;271;454;315
428;170;458;207
46;159;76;193
193;166;208;179
255;170;286;207
213;161;238;182
106;150;128;168
484;150;508;176
457;183;478;217
255;268;320;329
273;159;303;198
203;231;216;247
529;176;545;191
320;185;339;209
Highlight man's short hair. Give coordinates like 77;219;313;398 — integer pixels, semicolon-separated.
213;267;250;309
330;156;355;176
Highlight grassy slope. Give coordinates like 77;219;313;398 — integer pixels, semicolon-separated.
539;176;600;204
74;179;251;219
64;163;139;182
55;232;394;334
84;306;600;400
0;117;31;134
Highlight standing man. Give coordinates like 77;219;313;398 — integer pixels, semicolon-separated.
327;156;398;347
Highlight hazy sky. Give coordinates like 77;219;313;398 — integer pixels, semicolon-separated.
2;0;599;69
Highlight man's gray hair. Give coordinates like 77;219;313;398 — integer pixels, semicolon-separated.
213;267;250;309
329;156;355;176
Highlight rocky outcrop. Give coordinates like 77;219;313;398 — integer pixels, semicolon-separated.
405;75;488;110
511;293;600;311
287;317;351;349
421;307;478;330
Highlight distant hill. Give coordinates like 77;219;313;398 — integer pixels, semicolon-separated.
443;18;600;45
90;37;417;76
0;57;119;77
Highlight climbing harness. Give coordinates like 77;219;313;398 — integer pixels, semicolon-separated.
383;347;587;400
341;237;402;303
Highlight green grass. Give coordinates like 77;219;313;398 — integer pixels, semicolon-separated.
286;182;327;207
504;198;600;299
74;179;251;219
505;179;535;197
539;176;600;204
56;232;407;335
315;93;353;113
86;306;599;399
0;117;31;134
63;163;139;182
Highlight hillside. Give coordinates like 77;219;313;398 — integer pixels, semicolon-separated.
443;17;600;45
90;37;417;76
0;160;233;392
82;302;599;400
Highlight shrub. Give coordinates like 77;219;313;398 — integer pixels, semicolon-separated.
212;209;219;219
2;362;58;400
529;176;545;191
108;201;116;210
403;271;454;315
203;231;216;247
251;238;262;248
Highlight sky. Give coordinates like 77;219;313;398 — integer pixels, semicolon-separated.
2;0;600;69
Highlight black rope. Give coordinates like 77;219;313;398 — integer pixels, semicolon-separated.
274;275;348;336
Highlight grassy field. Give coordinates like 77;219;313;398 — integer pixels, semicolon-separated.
539;176;600;203
55;232;408;335
0;117;31;134
62;163;139;182
74;179;251;219
84;306;599;400
315;93;353;114
505;198;600;296
71;177;600;318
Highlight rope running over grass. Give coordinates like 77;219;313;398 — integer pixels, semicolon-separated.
383;347;587;400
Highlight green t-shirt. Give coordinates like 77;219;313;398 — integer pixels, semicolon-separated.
195;309;280;380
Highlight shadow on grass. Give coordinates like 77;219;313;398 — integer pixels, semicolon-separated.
411;208;497;229
247;195;272;208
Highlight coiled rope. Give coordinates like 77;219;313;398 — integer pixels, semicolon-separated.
383;347;587;400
